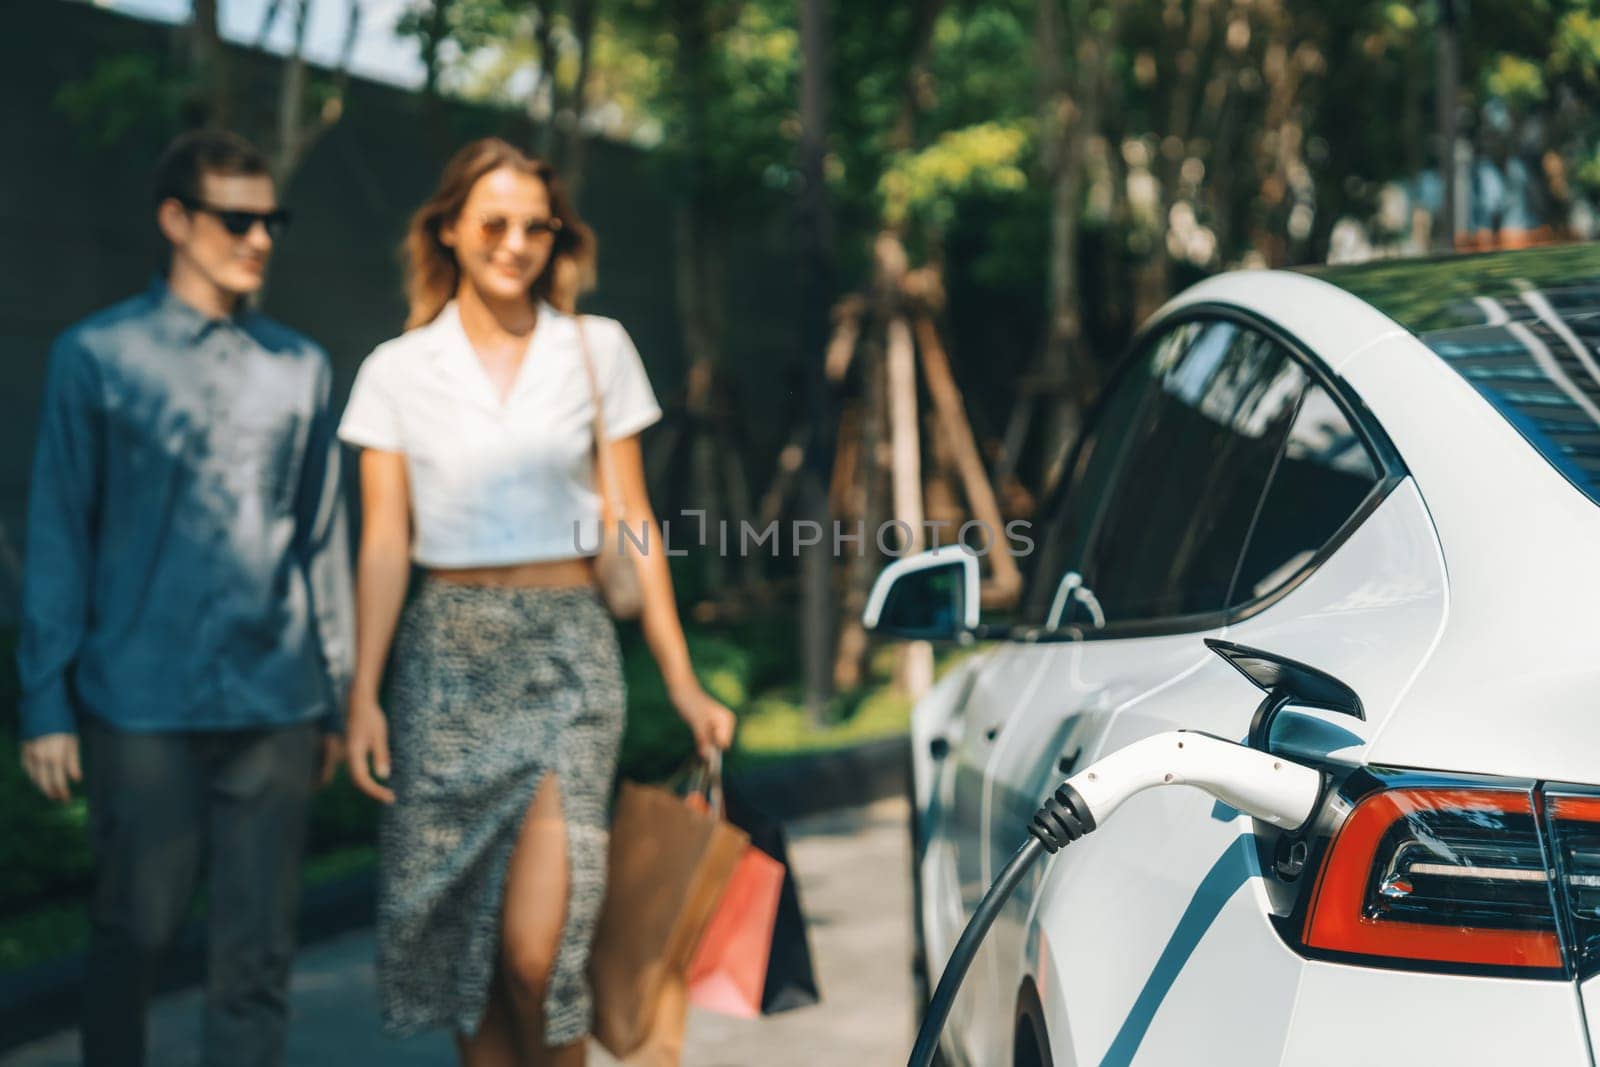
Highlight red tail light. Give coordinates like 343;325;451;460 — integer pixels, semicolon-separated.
1300;787;1564;973
1543;793;1600;978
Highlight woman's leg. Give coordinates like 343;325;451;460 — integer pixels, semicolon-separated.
455;972;521;1067
497;774;587;1067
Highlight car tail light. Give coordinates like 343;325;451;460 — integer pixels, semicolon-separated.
1543;793;1600;978
1300;787;1565;974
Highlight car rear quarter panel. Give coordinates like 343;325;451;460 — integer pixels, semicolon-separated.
1340;333;1600;783
1019;478;1450;1065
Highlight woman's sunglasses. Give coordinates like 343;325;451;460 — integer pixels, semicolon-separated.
178;198;293;239
477;214;564;243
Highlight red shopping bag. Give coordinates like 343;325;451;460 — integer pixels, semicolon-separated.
685;843;785;1018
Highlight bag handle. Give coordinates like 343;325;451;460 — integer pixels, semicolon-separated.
574;315;627;528
683;749;725;820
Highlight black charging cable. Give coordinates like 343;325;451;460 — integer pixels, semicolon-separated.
906;783;1097;1067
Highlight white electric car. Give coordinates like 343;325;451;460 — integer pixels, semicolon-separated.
865;244;1600;1066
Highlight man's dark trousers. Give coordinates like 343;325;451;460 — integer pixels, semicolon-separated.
79;715;321;1067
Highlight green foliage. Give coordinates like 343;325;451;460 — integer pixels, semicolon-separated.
1485;54;1549;109
1552;10;1600;84
0;628;94;918
880;121;1032;231
0;731;94;915
616;611;799;781
1383;3;1419;35
606;0;802;211
55;53;186;149
0;901;86;973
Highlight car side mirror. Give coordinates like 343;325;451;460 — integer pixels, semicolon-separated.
862;545;981;642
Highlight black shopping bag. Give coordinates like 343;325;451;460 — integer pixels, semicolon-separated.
723;776;822;1014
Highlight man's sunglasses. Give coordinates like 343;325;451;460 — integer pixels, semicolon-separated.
178;198;293;239
477;214;564;242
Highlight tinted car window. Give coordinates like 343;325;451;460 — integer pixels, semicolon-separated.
1028;318;1307;629
1230;383;1381;604
1314;248;1600;508
1421;302;1600;505
1085;322;1304;623
1023;326;1178;626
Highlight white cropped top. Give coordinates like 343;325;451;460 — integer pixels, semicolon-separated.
336;300;663;568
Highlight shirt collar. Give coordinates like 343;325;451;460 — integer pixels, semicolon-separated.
147;276;250;343
425;298;565;408
425;298;564;348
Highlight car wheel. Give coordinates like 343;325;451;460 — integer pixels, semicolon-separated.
1014;979;1053;1067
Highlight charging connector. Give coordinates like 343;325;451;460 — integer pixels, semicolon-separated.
908;731;1322;1066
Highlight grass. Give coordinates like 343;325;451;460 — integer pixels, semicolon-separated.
735;684;914;755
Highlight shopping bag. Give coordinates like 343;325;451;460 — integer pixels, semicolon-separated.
621;970;688;1067
723;774;822;1014
589;778;748;1058
686;843;785;1017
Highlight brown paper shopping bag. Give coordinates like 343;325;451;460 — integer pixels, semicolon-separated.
589;779;748;1059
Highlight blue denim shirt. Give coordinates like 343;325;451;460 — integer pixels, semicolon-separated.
17;280;353;739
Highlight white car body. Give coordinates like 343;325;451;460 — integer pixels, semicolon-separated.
902;250;1600;1066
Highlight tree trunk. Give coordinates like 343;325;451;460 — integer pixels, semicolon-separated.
1139;0;1217;321
913;315;1022;607
891;0;947;154
887;314;932;698
189;0;232;127
886;316;924;557
1036;1;1082;493
833;330;884;693
258;0;359;308
530;0;557;158
798;0;835;716
1435;0;1459;251
257;0;285;46
275;0;312;185
419;0;453;151
675;201;729;599
561;0;597;200
421;0;449;99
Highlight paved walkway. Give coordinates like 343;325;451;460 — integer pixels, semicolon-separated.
2;798;915;1067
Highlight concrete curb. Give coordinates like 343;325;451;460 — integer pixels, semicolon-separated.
727;734;911;821
0;734;910;1053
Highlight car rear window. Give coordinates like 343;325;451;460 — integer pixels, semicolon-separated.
1313;245;1600;506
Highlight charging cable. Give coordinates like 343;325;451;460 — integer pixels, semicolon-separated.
907;731;1322;1067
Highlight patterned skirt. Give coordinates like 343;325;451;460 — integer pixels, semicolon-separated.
375;579;626;1045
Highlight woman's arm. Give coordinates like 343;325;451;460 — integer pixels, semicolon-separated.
345;448;412;804
606;434;736;759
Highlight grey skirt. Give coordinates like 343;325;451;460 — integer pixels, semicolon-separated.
376;579;626;1045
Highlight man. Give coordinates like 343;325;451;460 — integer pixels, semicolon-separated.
17;130;352;1067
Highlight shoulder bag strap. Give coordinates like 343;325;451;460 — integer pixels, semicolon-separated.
574;315;626;521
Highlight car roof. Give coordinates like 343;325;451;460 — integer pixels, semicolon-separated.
1306;242;1600;335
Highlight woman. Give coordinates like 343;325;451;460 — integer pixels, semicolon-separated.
337;138;736;1067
